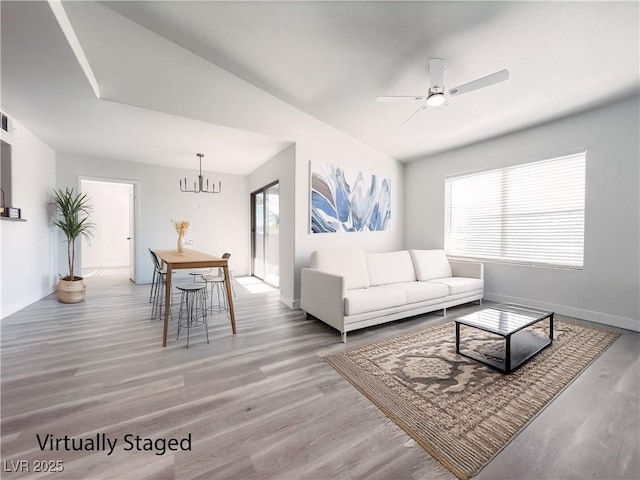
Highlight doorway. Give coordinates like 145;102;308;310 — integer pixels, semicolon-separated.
80;179;136;282
251;181;279;288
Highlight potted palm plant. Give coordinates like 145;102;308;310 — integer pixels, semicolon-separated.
51;187;95;303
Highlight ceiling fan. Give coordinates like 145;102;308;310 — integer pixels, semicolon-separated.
377;58;509;124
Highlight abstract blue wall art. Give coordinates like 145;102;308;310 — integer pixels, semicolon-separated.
310;162;391;233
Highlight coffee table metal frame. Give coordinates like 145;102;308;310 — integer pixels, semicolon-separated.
455;303;554;373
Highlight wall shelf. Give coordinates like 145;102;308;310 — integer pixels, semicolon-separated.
0;216;26;222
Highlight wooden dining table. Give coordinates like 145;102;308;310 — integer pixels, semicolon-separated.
154;248;236;347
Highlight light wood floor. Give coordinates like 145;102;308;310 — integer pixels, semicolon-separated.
1;274;638;479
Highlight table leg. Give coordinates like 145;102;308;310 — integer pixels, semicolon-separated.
505;334;512;373
222;265;237;334
455;322;461;353
162;265;173;347
549;313;554;340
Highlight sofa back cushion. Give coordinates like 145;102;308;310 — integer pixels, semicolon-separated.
366;251;417;286
310;249;370;290
409;249;453;281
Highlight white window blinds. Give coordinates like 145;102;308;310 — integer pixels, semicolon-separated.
444;152;586;268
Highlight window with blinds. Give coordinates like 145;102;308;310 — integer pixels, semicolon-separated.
444;151;586;268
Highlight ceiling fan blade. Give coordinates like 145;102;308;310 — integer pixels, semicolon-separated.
446;98;475;115
448;69;510;97
401;104;427;126
428;58;446;89
377;96;426;102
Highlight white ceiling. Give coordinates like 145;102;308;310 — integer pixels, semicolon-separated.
2;1;638;174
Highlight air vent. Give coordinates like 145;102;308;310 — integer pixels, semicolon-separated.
0;111;13;134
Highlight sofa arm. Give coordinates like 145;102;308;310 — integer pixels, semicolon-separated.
449;260;484;280
301;268;346;331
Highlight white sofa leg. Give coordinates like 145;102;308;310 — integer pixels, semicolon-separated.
442;307;447;316
341;331;347;343
479;298;483;305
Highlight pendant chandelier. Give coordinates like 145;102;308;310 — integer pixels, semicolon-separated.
179;153;221;194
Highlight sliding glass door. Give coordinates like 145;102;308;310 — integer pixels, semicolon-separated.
252;181;279;287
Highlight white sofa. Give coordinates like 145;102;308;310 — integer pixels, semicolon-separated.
301;249;483;342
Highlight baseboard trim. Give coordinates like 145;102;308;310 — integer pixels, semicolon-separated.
1;287;55;320
279;295;300;310
484;292;640;332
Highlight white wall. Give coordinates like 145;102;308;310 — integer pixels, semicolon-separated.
243;110;404;308
56;154;250;284
81;180;132;268
405;95;640;331
0;119;57;319
247;123;405;309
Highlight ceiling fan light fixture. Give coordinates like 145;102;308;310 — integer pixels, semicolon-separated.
427;92;445;107
377;58;510;124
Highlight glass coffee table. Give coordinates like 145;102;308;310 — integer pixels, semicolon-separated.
455;303;554;373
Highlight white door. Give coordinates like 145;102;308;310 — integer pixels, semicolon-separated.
251;182;279;287
128;189;135;282
80;178;136;282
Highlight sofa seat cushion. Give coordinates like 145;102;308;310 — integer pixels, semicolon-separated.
311;249;370;290
409;249;453;281
366;251;417;286
345;287;406;316
427;277;484;295
378;282;449;304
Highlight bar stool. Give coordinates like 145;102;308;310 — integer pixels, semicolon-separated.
148;249;162;303
176;284;209;348
149;250;172;321
189;269;211;283
202;253;232;314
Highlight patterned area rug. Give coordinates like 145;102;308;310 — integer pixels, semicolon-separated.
325;318;619;480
